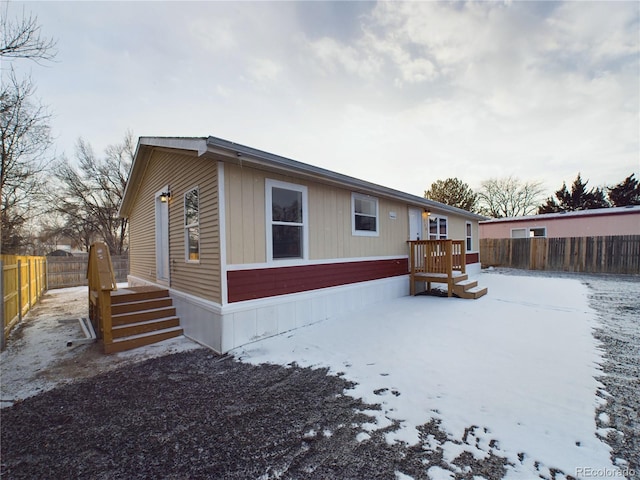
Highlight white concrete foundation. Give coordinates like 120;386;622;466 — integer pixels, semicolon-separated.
128;274;410;354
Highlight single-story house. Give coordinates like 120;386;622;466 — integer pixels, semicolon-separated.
479;206;640;239
118;136;486;353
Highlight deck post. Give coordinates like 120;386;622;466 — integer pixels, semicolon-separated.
446;240;453;297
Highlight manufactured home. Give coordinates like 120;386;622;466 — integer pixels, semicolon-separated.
117;136;486;353
480;206;640;239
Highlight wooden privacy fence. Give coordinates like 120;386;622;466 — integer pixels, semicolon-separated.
480;235;640;275
1;255;47;347
47;255;129;289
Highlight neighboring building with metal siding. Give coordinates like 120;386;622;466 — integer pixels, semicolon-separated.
119;136;485;353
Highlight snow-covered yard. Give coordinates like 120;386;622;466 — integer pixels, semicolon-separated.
235;271;632;479
1;271;637;479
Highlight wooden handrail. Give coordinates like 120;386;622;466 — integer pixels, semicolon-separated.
87;242;117;346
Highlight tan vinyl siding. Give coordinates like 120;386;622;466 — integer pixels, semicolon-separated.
225;164;412;264
128;150;221;303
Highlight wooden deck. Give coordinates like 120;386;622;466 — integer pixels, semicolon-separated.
408;240;487;299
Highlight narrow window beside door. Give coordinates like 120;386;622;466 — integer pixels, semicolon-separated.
184;187;200;262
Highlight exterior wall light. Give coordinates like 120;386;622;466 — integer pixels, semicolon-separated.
160;191;171;203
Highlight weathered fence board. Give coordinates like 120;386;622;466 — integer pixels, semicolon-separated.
480;235;640;275
46;255;129;289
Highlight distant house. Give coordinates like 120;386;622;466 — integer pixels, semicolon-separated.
118;136;485;353
480;206;640;239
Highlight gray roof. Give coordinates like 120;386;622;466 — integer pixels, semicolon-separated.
119;135;486;221
480;205;640;224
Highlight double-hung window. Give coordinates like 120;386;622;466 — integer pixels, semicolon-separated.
429;215;448;240
266;179;308;261
466;221;473;251
351;193;379;236
184;187;200;262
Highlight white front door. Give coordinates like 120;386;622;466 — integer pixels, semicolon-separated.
155;190;170;283
408;207;422;240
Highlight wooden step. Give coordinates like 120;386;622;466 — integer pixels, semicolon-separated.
112;306;177;326
111;297;173;315
104;326;184;354
454;279;478;290
110;287;170;305
455;285;488;300
111;316;180;339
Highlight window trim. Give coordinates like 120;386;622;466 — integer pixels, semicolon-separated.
184;186;200;263
351;192;379;237
510;227;547;238
529;227;547;238
466;221;473;252
265;179;309;263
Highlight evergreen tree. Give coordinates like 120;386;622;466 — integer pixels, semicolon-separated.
424;177;478;212
608;174;640;206
538;173;609;213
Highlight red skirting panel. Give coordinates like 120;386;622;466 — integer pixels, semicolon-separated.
227;258;409;303
466;252;479;264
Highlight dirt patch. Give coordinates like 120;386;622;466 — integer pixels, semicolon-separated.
587;276;640;477
1;349;510;480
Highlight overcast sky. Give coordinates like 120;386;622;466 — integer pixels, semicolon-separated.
7;1;640;198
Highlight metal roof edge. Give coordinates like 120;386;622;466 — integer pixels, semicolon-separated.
479;205;640;224
206;136;486;221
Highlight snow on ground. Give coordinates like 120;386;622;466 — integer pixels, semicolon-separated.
0;284;200;408
235;272;615;479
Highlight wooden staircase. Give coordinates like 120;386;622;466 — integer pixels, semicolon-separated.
87;242;183;354
106;287;183;354
451;274;488;300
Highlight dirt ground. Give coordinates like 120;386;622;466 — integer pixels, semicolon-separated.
1;272;638;479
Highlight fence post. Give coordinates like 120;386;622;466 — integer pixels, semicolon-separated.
17;260;22;322
0;259;4;351
28;259;32;308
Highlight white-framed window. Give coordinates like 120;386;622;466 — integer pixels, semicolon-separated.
428;215;448;240
184;187;200;262
511;227;547;238
351;193;379;237
529;227;546;238
266;179;308;261
466;221;473;251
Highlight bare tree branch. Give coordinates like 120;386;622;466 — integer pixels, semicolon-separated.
477;176;545;218
51;132;134;254
1;5;57;63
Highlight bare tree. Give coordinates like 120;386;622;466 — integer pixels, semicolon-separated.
1;5;57;62
1;5;56;253
51;132;134;255
1;72;52;253
477;176;545;218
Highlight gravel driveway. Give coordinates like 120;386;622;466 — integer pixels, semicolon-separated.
1;271;638;479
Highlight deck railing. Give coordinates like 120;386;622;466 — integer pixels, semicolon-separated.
408;239;466;274
408;239;466;296
87;242;117;345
